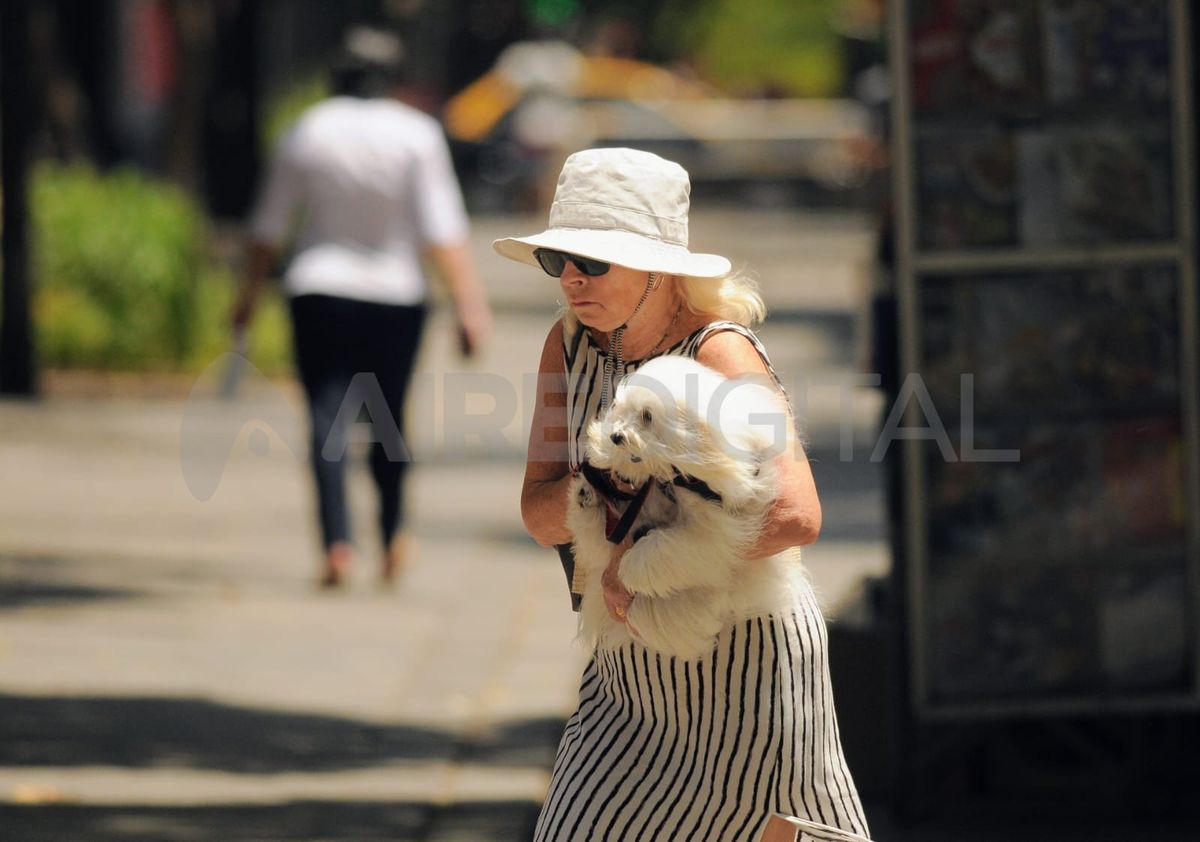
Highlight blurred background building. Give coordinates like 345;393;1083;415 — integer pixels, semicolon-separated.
1;0;887;393
4;0;887;217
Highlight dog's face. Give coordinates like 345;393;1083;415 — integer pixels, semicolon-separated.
587;375;687;487
586;356;787;502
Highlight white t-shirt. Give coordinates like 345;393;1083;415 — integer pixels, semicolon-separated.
249;97;469;306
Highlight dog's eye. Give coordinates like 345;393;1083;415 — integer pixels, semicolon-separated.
641;408;653;425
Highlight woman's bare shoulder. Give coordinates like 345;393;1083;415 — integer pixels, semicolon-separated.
536;318;567;374
693;324;770;379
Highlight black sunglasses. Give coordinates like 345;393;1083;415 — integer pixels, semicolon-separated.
533;248;611;278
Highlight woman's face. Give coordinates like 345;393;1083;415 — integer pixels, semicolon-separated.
559;260;649;331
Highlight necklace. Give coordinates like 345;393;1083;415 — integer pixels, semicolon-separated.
644;300;684;358
600;299;684;412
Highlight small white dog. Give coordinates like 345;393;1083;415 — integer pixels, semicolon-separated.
567;355;808;659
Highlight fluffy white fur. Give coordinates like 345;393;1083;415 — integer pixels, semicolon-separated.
567;355;808;659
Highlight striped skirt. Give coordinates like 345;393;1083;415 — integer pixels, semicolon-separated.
534;582;870;842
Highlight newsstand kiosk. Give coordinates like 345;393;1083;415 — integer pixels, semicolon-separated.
886;0;1199;814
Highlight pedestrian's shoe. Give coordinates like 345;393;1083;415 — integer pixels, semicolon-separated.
379;535;409;586
319;542;353;589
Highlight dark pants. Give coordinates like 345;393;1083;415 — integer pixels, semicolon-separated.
289;293;427;550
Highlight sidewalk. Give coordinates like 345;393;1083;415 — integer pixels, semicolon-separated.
5;207;1189;841
0;208;893;840
0;397;884;842
0;395;573;839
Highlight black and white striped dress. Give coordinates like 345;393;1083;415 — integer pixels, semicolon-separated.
535;320;871;842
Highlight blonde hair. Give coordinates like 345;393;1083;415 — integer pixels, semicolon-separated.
679;269;766;327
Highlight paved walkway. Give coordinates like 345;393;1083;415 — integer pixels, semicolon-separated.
8;209;1182;841
0;208;894;840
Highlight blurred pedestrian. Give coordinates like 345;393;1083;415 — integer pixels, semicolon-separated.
232;28;491;587
498;148;870;841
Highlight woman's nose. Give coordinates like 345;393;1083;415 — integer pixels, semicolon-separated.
559;262;586;287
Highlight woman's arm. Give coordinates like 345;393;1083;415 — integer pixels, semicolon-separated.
231;241;276;332
425;241;493;358
695;330;823;557
521;320;574;547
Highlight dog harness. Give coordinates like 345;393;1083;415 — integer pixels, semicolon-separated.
556;318;788;610
579;460;725;545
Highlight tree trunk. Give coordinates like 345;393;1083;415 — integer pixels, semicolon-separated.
162;0;214;194
1;0;38;397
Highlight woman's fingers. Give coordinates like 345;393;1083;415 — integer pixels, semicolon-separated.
601;554;634;623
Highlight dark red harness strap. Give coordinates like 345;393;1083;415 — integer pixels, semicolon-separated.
604;480;651;545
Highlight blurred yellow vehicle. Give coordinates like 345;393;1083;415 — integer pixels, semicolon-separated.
443;41;882;211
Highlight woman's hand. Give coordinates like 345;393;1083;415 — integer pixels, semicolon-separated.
231;242;275;333
602;535;635;624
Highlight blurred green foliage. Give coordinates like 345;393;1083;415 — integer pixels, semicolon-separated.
32;163;292;375
655;0;846;97
527;0;581;26
33;163;201;369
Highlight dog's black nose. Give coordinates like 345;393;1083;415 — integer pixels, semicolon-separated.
610;432;625;445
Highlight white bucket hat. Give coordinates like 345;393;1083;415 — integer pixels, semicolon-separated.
492;147;732;278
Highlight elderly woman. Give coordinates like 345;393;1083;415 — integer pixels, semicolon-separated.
495;148;870;842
